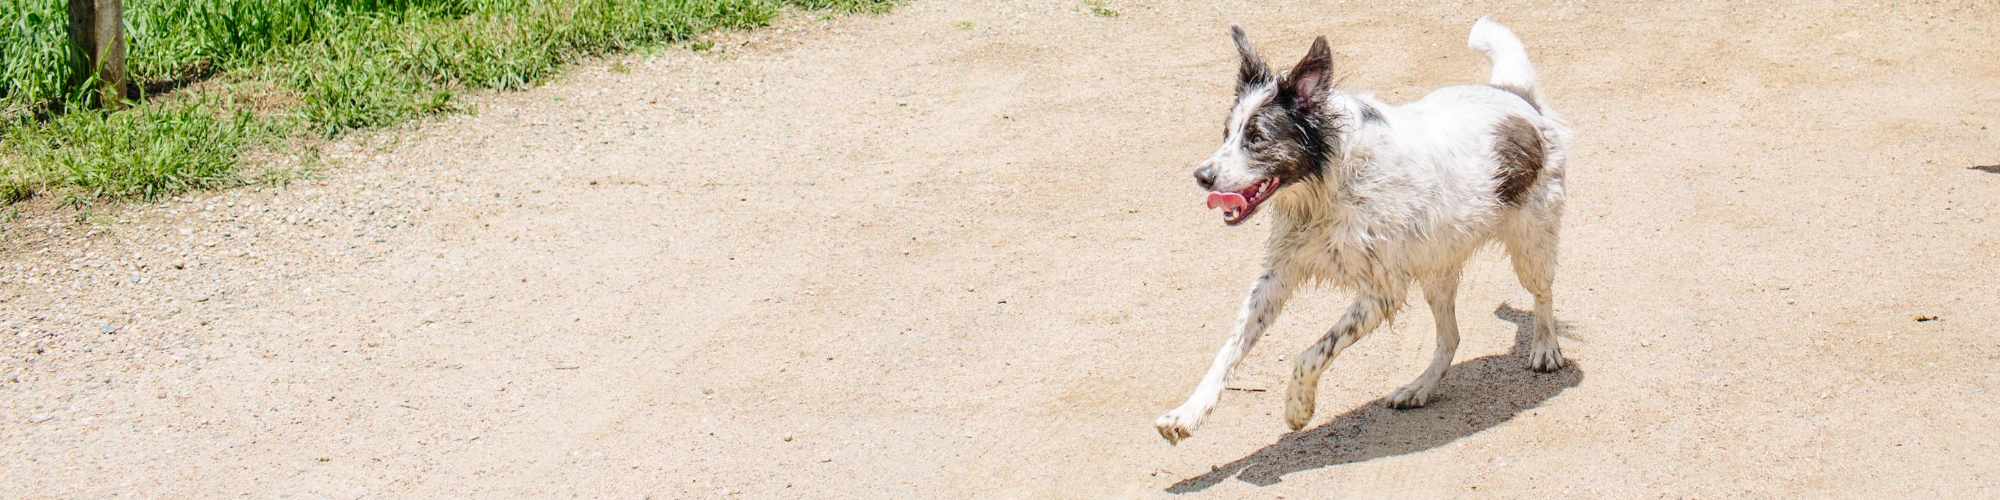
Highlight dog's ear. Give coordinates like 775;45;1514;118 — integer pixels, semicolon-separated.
1282;36;1333;111
1230;25;1272;85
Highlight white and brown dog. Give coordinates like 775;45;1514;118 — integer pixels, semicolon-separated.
1156;18;1573;444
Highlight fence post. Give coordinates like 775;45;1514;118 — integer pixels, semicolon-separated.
66;0;128;110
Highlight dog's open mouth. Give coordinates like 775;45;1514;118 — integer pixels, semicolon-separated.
1205;178;1280;225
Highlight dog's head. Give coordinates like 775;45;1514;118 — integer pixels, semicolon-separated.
1194;26;1336;225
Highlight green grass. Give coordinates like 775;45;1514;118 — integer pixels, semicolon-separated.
1084;0;1116;18
1;0;894;205
3;101;260;200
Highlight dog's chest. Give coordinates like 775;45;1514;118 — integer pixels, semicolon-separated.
1267;215;1401;287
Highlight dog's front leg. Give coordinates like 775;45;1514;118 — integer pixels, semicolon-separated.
1155;269;1297;444
1285;293;1396;430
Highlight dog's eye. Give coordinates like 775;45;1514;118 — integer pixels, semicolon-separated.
1242;128;1262;144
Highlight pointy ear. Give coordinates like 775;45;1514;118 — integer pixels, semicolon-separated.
1230;25;1272;85
1282;36;1333;111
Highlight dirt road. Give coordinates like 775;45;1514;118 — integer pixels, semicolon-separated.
4;0;1999;497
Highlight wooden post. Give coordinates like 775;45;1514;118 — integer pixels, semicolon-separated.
66;0;128;110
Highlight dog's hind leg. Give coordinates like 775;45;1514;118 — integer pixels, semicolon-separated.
1155;269;1299;444
1284;290;1399;430
1504;215;1567;372
1386;266;1463;409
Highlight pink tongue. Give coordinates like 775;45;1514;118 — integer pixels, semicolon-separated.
1205;192;1248;211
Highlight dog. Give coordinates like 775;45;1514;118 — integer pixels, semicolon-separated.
1155;18;1572;444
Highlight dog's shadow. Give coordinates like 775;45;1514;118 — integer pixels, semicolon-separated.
1166;303;1584;493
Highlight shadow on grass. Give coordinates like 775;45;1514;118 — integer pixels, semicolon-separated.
1166;303;1583;493
140;60;217;98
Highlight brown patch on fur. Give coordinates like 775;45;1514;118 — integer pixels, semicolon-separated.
1488;84;1538;113
1493;115;1544;205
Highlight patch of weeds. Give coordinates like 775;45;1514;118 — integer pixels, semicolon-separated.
2;102;256;200
290;33;455;136
299;145;324;169
632;44;669;59
0;177;33;205
255;165;317;188
954;21;977;30
1085;0;1119;17
61;193;96;224
609;61;631;74
256;145;323;188
690;40;717;52
792;0;898;13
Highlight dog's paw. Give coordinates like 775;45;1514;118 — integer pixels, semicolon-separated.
1385;381;1438;409
1154;409;1198;445
1283;388;1316;431
1527;344;1567;372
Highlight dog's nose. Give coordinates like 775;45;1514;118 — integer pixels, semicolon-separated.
1194;165;1217;190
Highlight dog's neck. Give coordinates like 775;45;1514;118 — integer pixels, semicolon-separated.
1271;91;1384;226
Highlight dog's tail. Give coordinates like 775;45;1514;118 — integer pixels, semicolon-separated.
1467;17;1540;108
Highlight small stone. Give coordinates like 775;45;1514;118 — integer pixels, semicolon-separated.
1639;339;1652;347
783;435;793;442
702;388;715;395
101;324;120;335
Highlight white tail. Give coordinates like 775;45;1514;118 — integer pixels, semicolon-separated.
1467;17;1538;101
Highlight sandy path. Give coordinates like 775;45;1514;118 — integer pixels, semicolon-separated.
4;0;2000;497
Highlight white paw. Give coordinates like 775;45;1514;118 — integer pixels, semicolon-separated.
1385;380;1438;409
1283;385;1316;431
1154;408;1200;445
1527;343;1567;372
